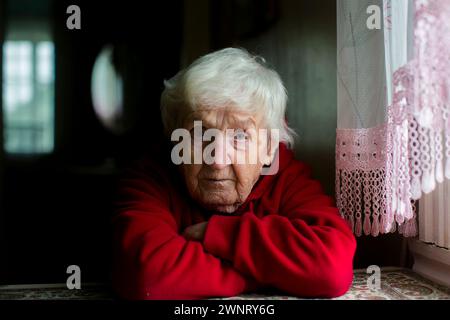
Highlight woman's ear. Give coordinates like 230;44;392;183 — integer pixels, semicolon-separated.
261;129;280;166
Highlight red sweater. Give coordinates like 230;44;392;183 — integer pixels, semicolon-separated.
112;143;356;300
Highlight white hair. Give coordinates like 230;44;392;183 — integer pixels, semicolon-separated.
160;47;296;148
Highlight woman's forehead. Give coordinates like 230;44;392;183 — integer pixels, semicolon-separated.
186;107;263;128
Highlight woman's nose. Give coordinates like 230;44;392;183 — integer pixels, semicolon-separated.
208;135;232;169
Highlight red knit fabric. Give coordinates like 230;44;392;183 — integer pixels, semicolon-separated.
112;143;356;300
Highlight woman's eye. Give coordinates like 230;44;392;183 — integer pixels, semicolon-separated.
233;130;248;141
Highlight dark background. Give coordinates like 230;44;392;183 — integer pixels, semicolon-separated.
0;0;411;286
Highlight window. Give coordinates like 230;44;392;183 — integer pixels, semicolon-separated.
2;21;55;154
409;180;450;287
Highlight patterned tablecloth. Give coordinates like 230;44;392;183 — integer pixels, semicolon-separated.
0;267;449;300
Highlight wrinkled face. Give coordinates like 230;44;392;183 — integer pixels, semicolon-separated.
179;107;274;213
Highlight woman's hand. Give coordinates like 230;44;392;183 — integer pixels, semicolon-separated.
182;221;208;241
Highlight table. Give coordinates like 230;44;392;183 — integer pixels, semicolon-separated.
0;267;449;300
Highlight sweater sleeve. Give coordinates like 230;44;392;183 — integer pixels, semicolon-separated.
202;164;357;298
112;160;260;300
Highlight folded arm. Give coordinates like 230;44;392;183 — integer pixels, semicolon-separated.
112;162;260;300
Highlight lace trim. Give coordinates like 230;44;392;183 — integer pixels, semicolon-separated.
335;123;419;237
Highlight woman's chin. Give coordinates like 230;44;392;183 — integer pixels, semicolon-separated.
200;201;241;214
214;204;241;214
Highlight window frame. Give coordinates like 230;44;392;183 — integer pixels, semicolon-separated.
2;18;55;159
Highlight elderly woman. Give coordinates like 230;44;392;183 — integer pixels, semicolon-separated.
112;48;356;300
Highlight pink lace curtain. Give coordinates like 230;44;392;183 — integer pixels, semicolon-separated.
336;0;450;237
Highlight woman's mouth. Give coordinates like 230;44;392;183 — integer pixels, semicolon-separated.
202;178;234;188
